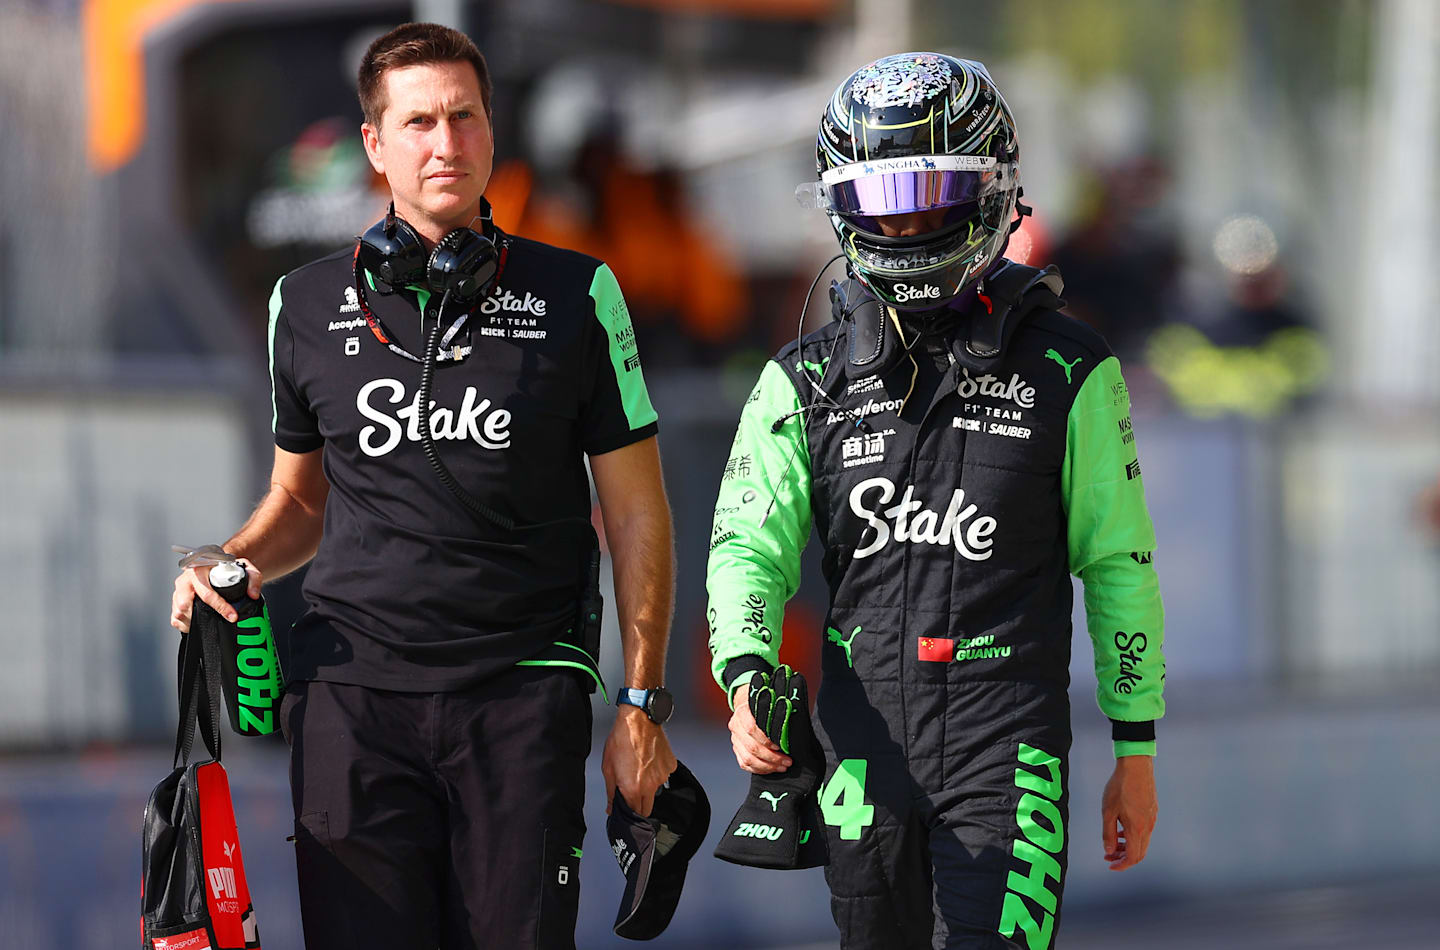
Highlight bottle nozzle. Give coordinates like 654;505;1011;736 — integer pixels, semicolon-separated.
209;561;246;590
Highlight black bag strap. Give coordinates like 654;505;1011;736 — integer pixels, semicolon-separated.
173;609;225;767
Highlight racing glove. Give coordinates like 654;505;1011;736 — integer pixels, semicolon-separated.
713;665;829;869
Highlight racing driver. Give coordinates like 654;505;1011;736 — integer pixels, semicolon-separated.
706;52;1167;949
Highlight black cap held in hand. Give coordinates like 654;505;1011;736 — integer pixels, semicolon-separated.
609;760;711;940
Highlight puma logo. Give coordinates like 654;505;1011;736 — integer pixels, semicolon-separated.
795;357;830;377
1044;349;1082;384
827;625;864;668
222;840;236;862
759;791;789;812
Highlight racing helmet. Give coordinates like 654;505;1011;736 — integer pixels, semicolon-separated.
799;53;1023;310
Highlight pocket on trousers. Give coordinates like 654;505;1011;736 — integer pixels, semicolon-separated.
536;826;582;950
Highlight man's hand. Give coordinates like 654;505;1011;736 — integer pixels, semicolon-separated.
728;681;794;775
1102;755;1158;870
603;706;678;818
714;666;827;869
170;559;263;633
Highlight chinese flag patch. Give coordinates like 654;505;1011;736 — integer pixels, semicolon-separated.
917;637;954;662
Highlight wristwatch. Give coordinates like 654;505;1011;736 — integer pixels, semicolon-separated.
616;686;675;725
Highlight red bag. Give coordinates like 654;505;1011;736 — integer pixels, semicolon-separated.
141;625;262;949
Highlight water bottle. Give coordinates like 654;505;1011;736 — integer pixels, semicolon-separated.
207;561;284;737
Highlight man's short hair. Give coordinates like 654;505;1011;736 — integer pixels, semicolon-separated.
358;22;492;128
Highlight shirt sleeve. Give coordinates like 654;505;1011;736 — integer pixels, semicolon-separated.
269;275;323;453
580;263;659;455
1061;355;1166;757
706;360;813;705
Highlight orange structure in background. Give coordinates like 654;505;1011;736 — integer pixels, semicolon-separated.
487;157;748;346
85;0;255;172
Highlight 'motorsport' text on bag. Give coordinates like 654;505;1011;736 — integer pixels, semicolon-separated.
141;624;261;949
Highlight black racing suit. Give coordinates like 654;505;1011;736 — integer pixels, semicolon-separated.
707;268;1165;949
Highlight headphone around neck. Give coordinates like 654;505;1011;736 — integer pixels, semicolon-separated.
356;200;504;302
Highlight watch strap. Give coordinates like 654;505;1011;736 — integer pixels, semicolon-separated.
617;688;651;710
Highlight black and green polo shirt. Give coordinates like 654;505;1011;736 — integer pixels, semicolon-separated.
268;234;656;691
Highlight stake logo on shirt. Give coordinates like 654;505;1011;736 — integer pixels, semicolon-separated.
956;367;1036;408
356;378;512;457
848;476;998;561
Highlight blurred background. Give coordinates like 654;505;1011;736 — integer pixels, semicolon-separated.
2;0;1439;946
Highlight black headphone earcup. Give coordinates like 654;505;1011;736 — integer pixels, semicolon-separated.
429;228;499;301
357;215;428;291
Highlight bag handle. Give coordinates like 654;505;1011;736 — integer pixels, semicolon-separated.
173;607;225;767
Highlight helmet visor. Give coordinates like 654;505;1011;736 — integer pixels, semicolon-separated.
796;155;1016;236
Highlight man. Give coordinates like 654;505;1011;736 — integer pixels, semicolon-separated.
707;53;1165;949
171;23;677;950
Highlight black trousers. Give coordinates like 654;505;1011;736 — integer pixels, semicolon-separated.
818;684;1072;950
280;667;593;950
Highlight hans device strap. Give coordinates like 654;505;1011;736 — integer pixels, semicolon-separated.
958;261;1065;370
833;262;1067;380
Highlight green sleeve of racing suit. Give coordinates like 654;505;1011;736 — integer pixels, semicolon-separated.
706;360;813;706
1062;355;1167;758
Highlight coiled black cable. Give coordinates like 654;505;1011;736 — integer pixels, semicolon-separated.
415;290;517;532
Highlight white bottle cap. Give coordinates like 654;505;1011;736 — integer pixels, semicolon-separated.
209;561;246;589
